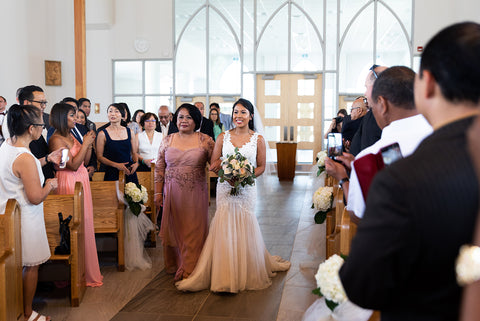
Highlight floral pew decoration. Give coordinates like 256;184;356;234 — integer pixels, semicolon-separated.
312;186;334;224
316;150;328;176
302;254;373;321
118;182;155;270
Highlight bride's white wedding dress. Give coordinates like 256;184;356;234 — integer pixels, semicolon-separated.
176;130;290;293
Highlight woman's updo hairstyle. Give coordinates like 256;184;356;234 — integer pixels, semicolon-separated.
232;98;255;130
7;104;42;138
173;103;202;131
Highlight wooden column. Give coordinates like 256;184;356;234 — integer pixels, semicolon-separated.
74;0;86;98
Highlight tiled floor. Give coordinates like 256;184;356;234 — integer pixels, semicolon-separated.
34;174;325;321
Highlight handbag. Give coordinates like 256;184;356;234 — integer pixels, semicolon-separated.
54;212;72;255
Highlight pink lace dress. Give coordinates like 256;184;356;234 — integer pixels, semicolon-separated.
56;137;103;287
155;132;214;281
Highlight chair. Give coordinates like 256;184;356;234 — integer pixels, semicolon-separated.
43;182;86;307
90;172;125;271
0;199;23;321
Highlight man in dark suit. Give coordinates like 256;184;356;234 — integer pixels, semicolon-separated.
168;101;215;140
339;22;480;321
18;85;62;179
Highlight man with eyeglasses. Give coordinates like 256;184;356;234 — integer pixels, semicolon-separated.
348;65;387;156
341;96;368;151
156;105;171;139
16;85;62;179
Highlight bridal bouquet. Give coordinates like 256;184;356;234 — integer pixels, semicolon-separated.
316;150;328;176
218;147;256;196
312;186;334;224
124;182;149;216
302;255;372;321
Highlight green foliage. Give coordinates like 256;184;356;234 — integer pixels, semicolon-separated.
314;211;328;224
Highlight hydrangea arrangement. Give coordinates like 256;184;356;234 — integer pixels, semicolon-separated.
313;254;347;311
218;147;256;195
316;150;328;176
125;182;149;216
311;186;334;224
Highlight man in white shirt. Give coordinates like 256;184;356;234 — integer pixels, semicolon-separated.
325;66;433;220
157;105;170;139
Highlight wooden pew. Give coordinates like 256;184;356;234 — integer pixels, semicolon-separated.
0;199;23;321
90;172;125;271
137;164;156;246
326;186;344;258
43;182;86;307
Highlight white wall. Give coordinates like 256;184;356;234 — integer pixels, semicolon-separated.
85;0;173;122
0;0;75;113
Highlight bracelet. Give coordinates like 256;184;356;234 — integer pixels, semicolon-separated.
154;192;163;195
456;244;480;286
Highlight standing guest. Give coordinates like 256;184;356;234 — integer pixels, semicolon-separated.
0;104;58;321
0;95;7;145
168;102;215;140
137;112;162;171
210;102;233;130
17;86;60;179
132;109;145;132
156;105;171;140
176;99;290;293
209;107;225;140
339;22;480;321
78;98;96;131
49;103;103;287
324;108;347;139
341;97;367;151
120;102;142;135
97;103;139;183
76;108;87;126
154;104;214;281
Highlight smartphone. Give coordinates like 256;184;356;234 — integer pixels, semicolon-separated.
380;142;403;166
327;133;343;159
59;148;69;169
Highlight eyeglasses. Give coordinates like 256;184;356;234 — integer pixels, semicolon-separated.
158;116;169;119
31;123;46;129
370;64;380;79
28;100;48;106
350;107;361;112
144;119;156;122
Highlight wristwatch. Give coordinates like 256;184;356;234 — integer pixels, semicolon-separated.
339;177;349;187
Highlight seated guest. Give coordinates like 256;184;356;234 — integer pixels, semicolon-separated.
137;112;162;171
0;104;58;321
348;65;387;156
341;96;367;151
339;22;480;321
156;105;171;139
131;109;145;132
325;66;433;222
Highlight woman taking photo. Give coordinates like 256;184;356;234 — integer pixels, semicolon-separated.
154;104;214;281
97;103;139;183
49;103;103;287
0;105;59;321
137;112;162;171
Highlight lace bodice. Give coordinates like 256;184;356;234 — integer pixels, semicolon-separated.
222;131;258;166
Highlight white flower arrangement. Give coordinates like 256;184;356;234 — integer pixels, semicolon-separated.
316;150;328;176
125;182;149;216
313;254;347;311
311;186;334;224
218;147;256;195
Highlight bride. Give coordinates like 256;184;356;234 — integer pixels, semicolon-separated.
176;98;290;293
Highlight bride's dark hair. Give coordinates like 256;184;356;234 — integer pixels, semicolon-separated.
232;98;255;130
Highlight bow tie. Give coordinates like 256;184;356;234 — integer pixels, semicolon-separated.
0;112;5;115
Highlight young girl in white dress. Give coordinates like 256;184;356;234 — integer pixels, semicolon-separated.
176;98;290;293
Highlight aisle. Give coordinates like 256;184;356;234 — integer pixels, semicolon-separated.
34;174;323;321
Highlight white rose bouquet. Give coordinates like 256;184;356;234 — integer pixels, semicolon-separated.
313;254;347;311
218;147;256;196
125;182;149;216
311;186;334;224
316;150;328;176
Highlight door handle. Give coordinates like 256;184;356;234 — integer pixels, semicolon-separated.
283;126;288;141
290;126;294;141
